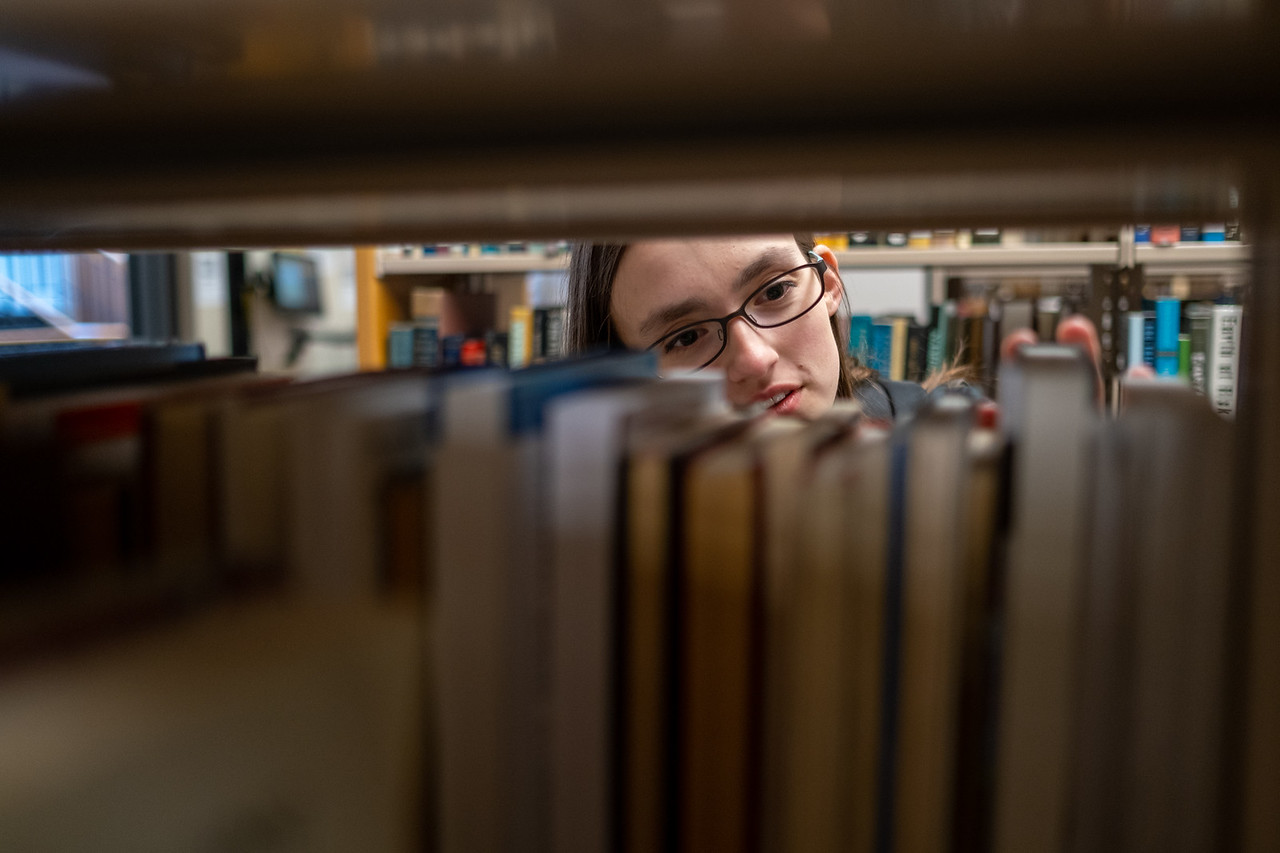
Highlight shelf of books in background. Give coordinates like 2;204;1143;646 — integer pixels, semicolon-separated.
1;311;1255;850
820;216;1243;252
386;269;566;371
845;264;1244;416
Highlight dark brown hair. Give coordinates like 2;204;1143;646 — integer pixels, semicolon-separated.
564;235;874;397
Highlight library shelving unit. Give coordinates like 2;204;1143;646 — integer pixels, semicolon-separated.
2;1;1279;850
356;240;1252;366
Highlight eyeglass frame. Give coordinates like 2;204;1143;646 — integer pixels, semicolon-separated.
644;251;830;372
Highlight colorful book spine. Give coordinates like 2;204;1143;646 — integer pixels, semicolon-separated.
1154;297;1181;378
849;314;874;366
509;305;534;368
889;317;910;382
871;320;893;375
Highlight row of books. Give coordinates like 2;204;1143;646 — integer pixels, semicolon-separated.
391;240;572;259
848;299;1020;392
0;347;426;845
851;296;1244;414
814;223;1241;250
428;348;1241;853
386;283;566;370
0;347;1250;850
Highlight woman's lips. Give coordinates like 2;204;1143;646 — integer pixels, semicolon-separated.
765;388;800;416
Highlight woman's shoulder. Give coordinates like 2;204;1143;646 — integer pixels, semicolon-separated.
852;376;986;422
852;377;927;422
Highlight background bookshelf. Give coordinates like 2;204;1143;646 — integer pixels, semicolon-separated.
2;0;1279;850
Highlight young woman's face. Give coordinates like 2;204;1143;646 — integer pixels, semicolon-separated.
609;236;845;419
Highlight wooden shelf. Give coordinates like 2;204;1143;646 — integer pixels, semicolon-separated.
378;252;569;276
366;243;1252;279
835;244;1120;268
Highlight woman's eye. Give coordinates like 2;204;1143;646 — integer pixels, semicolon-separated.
758;280;795;303
664;327;703;352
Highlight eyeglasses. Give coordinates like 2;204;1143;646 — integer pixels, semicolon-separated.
646;252;829;374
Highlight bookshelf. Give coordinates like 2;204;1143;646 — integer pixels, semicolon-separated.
357;240;1251;370
2;2;1279;850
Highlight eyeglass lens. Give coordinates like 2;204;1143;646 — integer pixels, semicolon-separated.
652;262;825;373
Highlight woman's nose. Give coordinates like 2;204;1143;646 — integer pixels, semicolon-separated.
721;317;778;384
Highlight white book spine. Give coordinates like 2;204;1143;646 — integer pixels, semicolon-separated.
1208;304;1242;417
1127;311;1146;373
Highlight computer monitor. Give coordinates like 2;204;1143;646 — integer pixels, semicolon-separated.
270;252;323;315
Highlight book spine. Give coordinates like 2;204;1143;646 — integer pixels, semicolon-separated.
1126;312;1146;373
532;308;547;361
412;318;441;369
849;314;874;365
485;331;509;367
1208;304;1243;416
387;324;414;368
1187;304;1213;395
441;334;465;368
543;306;566;360
871;321;893;375
906;324;929;384
1154;298;1181;378
925;309;942;376
1142;308;1156;369
509;305;533;368
890;317;909;382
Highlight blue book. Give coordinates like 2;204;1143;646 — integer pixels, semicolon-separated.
411;318;441;368
506;349;657;434
1154;297;1182;377
870;320;894;375
848;314;874;365
387;324;415;368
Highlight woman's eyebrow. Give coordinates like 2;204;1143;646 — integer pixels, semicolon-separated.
639;296;710;339
637;247;799;339
732;247;800;293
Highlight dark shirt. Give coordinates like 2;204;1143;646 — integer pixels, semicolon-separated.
853;378;928;423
